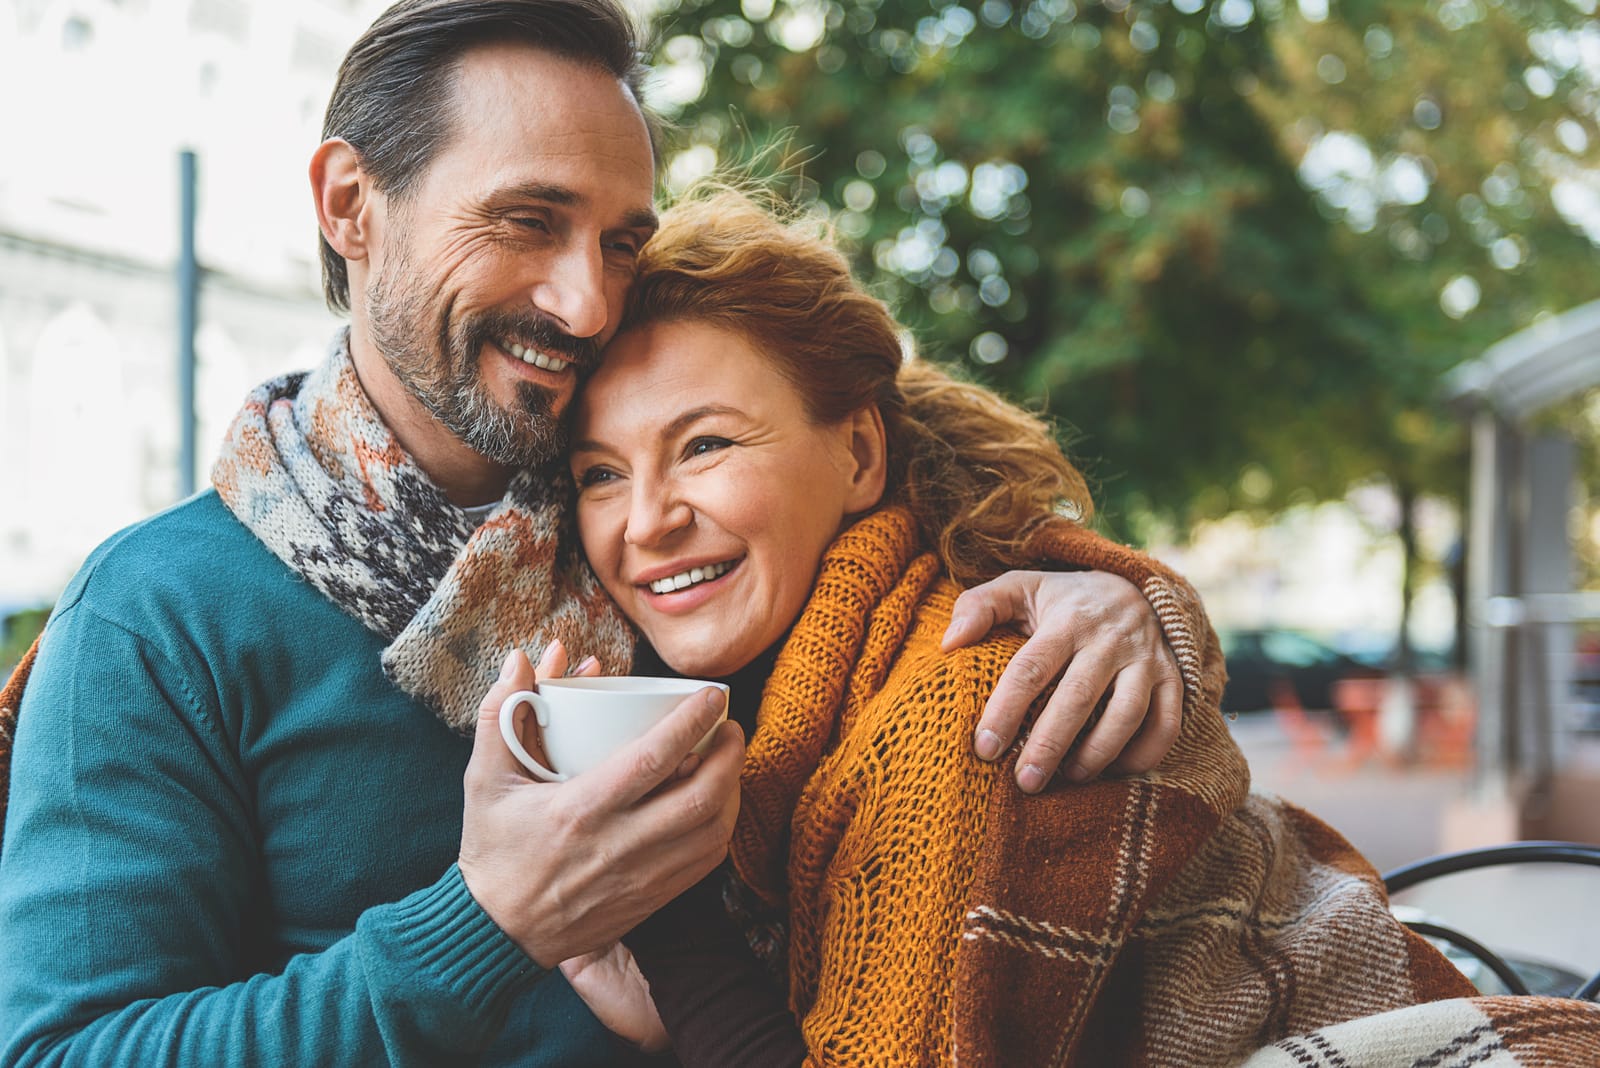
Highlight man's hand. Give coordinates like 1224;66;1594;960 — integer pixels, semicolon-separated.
459;642;744;968
943;570;1183;793
560;943;669;1053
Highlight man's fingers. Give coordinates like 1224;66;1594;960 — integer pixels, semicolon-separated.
976;622;1078;762
1110;673;1184;774
585;686;730;806
942;573;1037;651
1055;674;1152;783
1011;655;1113;790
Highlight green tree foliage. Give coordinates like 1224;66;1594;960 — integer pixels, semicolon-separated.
646;0;1600;549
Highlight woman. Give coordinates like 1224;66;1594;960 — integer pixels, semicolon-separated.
521;187;1492;1065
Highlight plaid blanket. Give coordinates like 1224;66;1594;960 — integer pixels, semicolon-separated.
1243;995;1600;1067
948;515;1600;1064
737;510;1600;1066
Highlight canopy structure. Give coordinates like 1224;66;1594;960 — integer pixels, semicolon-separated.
1445;300;1600;799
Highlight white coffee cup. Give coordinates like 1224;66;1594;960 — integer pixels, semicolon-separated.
498;676;730;782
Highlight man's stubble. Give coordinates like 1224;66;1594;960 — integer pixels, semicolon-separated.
366;224;598;470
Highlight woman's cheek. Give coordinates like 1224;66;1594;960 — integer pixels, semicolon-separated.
577;498;627;597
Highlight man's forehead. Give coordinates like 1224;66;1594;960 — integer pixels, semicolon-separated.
430;43;657;202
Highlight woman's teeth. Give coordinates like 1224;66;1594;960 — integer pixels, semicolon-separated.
649;560;734;594
502;339;570;372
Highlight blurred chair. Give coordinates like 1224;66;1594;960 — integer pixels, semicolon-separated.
1267;678;1333;774
1383;841;1600;1001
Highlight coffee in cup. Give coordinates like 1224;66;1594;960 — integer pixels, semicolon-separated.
498;676;729;782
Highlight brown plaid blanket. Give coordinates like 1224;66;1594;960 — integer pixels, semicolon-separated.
1243;995;1600;1066
944;524;1600;1066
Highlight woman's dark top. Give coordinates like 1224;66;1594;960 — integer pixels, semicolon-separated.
623;647;808;1066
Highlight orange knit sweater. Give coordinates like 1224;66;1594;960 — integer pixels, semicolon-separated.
732;507;1477;1067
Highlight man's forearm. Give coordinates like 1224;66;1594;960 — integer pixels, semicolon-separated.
2;867;539;1067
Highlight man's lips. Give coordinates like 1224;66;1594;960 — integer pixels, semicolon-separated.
494;335;575;374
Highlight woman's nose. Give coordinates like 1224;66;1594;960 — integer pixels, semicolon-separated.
623;482;693;546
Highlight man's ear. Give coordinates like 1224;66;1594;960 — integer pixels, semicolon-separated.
843;405;889;513
310;139;376;265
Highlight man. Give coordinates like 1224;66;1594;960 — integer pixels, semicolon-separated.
0;1;1194;1063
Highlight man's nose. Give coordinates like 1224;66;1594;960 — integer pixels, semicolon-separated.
530;241;610;341
624;481;693;547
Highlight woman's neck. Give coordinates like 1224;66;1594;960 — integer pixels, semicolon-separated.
635;642;784;736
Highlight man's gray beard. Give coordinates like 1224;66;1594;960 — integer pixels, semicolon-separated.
366;252;566;470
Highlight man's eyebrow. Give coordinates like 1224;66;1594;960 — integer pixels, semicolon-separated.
571;405;739;456
495;182;657;231
623;206;660;233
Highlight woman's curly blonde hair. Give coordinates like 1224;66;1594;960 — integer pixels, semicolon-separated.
624;185;1091;586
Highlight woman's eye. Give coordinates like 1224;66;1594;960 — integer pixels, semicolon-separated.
577;466;619;488
687;436;733;458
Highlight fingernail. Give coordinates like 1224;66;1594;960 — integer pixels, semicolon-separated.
500;650;520;680
574;655;598;673
537;640;562;672
1066;763;1091;783
705;686;727;711
975;729;1003;761
1018;764;1046;794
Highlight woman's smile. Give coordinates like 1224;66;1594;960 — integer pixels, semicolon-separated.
637;557;742;604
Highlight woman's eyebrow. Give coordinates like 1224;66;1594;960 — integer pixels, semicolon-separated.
569;405;740;456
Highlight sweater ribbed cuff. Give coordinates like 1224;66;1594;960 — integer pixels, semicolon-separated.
385;864;546;1016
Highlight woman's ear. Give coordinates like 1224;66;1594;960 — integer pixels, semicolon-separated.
310;139;376;266
842;405;889;513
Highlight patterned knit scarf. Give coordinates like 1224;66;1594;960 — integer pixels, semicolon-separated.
211;330;635;731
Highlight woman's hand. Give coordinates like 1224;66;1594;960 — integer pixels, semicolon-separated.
942;570;1184;792
560;943;671;1053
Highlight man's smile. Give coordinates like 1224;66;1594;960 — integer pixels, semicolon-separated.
496;335;573;374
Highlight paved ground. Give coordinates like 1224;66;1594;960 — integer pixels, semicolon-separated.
1228;714;1600;992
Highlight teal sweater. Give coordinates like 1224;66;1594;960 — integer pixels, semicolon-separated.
0;491;657;1066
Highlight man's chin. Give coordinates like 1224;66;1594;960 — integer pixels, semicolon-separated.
460;415;565;468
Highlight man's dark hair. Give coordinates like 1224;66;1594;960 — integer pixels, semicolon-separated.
318;0;654;312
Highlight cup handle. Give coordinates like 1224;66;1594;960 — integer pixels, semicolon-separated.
498;689;567;782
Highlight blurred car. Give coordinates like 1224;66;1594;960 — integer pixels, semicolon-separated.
1573;631;1600;733
1218;628;1384;714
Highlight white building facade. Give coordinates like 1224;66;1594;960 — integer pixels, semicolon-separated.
0;0;390;608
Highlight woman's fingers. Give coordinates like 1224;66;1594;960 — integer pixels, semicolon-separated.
534;639;570;683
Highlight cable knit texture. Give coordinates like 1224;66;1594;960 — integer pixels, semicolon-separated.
731;507;1599;1067
208;330;633;730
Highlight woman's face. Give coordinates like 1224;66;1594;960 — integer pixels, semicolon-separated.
571;319;884;677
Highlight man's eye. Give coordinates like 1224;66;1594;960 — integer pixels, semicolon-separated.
687;436;732;458
511;216;550;233
605;236;642;256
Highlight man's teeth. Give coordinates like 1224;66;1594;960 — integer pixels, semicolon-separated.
503;339;570;372
649;561;734;594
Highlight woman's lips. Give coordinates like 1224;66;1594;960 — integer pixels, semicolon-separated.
637;557;743;613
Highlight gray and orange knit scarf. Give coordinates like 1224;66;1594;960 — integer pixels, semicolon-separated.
210;330;634;731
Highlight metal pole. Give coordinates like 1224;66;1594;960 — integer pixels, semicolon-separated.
1466;409;1507;789
178;149;199;499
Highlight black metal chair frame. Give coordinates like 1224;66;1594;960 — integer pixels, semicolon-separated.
1382;840;1600;1001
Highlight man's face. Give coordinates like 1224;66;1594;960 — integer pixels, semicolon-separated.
363;44;657;467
